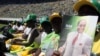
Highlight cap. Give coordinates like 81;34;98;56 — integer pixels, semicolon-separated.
40;16;49;24
49;12;62;22
73;0;100;12
24;14;36;23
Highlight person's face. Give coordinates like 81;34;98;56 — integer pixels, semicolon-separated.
41;22;52;33
51;17;62;34
26;20;36;28
77;20;86;33
78;5;99;16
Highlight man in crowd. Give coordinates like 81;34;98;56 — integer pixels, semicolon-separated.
35;12;62;56
34;16;53;56
59;19;92;56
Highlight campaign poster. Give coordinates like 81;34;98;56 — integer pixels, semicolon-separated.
59;15;98;56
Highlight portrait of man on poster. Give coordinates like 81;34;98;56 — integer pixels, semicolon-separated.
59;19;93;56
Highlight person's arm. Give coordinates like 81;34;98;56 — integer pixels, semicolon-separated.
35;48;41;56
22;34;28;39
52;35;60;56
13;29;39;46
11;34;27;44
58;39;67;53
15;30;24;33
82;37;92;56
58;33;70;53
25;29;39;46
22;27;31;39
52;35;60;51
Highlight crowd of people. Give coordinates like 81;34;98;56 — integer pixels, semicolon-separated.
0;0;100;56
0;12;62;56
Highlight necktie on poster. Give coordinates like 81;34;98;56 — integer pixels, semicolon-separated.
72;33;79;45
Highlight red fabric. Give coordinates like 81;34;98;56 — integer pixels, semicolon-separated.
72;33;79;45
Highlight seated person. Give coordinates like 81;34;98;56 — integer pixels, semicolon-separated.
6;14;39;53
35;12;62;56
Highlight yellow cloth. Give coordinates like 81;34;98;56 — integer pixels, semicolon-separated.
6;39;12;44
5;33;24;44
10;42;39;54
5;32;40;55
17;50;30;56
13;33;23;38
17;42;39;56
92;40;100;53
10;45;24;53
92;32;100;54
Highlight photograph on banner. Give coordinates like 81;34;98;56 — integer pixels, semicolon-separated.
59;15;98;56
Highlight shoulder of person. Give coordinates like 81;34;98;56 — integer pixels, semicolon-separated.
83;33;93;41
31;28;40;35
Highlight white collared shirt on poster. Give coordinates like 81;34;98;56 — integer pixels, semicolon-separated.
62;31;92;56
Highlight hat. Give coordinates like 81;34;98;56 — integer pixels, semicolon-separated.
49;12;62;22
24;14;36;23
73;0;100;12
40;16;49;24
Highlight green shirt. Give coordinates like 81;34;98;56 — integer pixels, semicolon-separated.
40;32;60;53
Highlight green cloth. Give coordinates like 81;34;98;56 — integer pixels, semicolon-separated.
9;29;16;33
40;16;49;24
28;42;39;49
40;32;60;52
24;14;36;23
